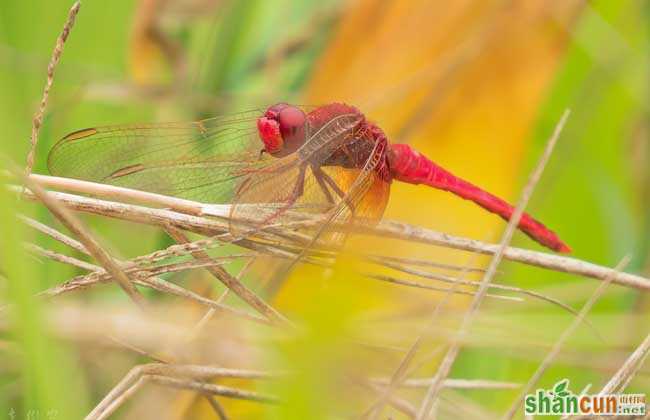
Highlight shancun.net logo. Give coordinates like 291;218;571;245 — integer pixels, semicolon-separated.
525;379;646;416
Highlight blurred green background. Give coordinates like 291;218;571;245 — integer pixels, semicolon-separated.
0;0;648;418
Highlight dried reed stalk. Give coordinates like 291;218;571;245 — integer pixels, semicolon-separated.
14;181;650;292
25;1;81;176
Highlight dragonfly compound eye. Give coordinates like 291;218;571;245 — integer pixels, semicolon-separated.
257;117;283;154
278;106;306;150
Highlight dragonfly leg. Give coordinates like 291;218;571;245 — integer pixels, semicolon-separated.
312;166;356;215
311;165;336;206
287;164;307;205
261;164;307;225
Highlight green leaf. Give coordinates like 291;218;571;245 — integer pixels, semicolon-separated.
554;379;569;395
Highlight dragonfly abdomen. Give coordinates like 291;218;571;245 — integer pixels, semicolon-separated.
387;143;571;253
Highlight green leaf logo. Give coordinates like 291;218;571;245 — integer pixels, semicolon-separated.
552;379;571;398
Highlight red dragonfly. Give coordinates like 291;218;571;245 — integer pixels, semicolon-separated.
48;103;570;253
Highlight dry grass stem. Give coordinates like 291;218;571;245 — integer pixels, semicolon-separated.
416;109;570;420
204;396;229;420
16;181;650;291
502;256;631;420
364;273;522;303
598;332;650;395
163;225;292;327
93;376;146;420
20;215;89;254
365;256;480;419
360;380;417;418
371;378;520;390
373;261;583;317
30;173;208;215
87;363;280;420
20;173;148;309
366;254;488;273
42;269;271;326
86;363;282;420
25;2;81;176
158;231;258;419
185;257;255;343
25;243;98;271
146;375;279;403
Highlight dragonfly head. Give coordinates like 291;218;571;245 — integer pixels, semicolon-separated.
257;103;307;157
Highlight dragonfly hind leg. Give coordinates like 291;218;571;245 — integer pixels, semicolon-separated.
311;165;356;215
311;165;336;206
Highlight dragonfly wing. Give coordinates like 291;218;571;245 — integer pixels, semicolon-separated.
229;112;368;234
228;154;339;236
230;113;390;246
258;137;390;297
311;138;390;245
47;112;266;203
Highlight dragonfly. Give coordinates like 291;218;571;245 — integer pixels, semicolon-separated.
48;102;570;253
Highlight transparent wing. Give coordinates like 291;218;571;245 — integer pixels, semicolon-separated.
47;111;267;203
310;137;390;245
257;134;391;297
230;114;390;244
229;113;366;231
49;109;391;236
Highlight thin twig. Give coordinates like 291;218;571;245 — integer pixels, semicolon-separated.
25;1;81;176
362;219;650;291
16;183;650;291
86;363;279;420
108;336;173;364
40;265;271;326
364;273;522;303
598;331;650;395
371;377;520;390
164;225;292;328
185;257;255;342
113;333;232;420
417;109;570;420
25;243;98;271
94;376;146;420
87;365;144;420
29;173;207;215
203;395;229;420
20;215;89;255
43;259;230;295
365;256;479;419
502;256;631;419
359;379;417;418
161;227;255;419
376;260;595;326
366;254;488;274
20;172;147;309
146;375;279;403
